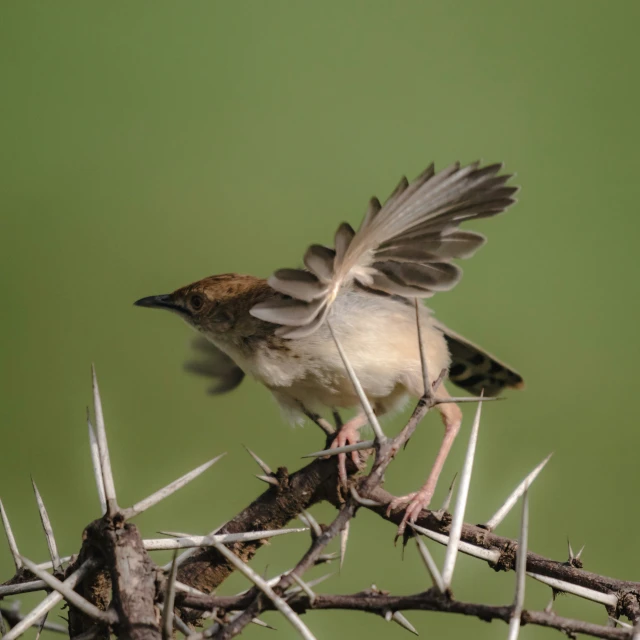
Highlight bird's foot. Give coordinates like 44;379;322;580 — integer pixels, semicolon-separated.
387;488;435;537
330;422;365;488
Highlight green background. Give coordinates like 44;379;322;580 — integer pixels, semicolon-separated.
1;2;639;638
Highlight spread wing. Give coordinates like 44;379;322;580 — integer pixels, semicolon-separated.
251;161;518;338
435;320;524;396
183;337;245;395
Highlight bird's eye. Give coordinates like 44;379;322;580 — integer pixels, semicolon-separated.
189;294;204;311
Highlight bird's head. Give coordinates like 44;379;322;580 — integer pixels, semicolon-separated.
134;273;270;337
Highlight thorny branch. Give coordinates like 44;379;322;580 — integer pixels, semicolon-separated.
1;365;639;639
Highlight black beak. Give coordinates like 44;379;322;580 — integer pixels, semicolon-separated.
134;294;186;314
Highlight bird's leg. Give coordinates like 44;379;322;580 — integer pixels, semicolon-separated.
330;411;369;487
388;385;463;534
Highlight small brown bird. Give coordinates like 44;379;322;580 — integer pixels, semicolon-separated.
135;161;523;528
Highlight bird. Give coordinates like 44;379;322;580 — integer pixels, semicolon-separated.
134;160;523;529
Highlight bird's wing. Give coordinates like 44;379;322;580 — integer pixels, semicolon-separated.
250;161;518;338
434;320;524;396
183;337;245;395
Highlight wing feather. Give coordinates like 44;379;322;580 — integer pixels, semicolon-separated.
250;160;518;337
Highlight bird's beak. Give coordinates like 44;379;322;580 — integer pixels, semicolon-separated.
134;294;187;315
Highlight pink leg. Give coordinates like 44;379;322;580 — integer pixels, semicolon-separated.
330;411;369;487
389;386;463;533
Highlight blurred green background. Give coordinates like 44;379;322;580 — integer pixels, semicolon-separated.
1;2;639;638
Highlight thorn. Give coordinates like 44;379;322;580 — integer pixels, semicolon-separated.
143;528;309;550
441;396;482;589
567;538;574;562
161;551;178;640
87;415;107;515
290;573;316;605
208;538;317;640
0;498;22;571
434;395;500;405
384;609;393;622
299;510;323;538
123;453;226;518
174;581;207;597
256;474;280;486
349;486;383;507
527;572;618;607
302;440;375;459
20;556;115;624
1;558;100;640
609;617;633;629
250;617;276;630
158;530;194;538
544;597;554;613
315;553;338;565
0;580;48;597
34;611;48;640
31;479;62;572
340;520;350;571
414;298;431;400
243;446;273;475
91;365;118;514
392;612;419;635
328;320;386;444
507;487;529;640
484;454;552;531
410;522;500;562
412;532;445;593
438;473;458;514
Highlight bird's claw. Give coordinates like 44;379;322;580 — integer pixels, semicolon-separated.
330;425;364;488
387;490;434;537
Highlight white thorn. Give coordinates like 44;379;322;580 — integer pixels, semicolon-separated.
0;499;22;571
35;555;72;571
384;610;393;622
299;510;323;538
439;473;458;513
441;397;482;589
87;417;107;515
256;474;280;486
91;366;118;513
349;486;383;507
2;559;100;640
286;572;334;597
434;396;499;404
209;538;317;640
303;440;375;459
484;454;552;531
143;528;309;550
340;520;350;571
244;446;272;475
392;611;418;636
411;522;500;563
31;479;61;572
414;297;430;398
0;580;48;597
174;581;207;596
412;532;445;593
123;454;226;518
527;572;618;607
20;556;115;624
609;617;633;629
290;573;316;605
507;488;529;640
162;551;178;640
328;320;385;443
576;544;586;561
